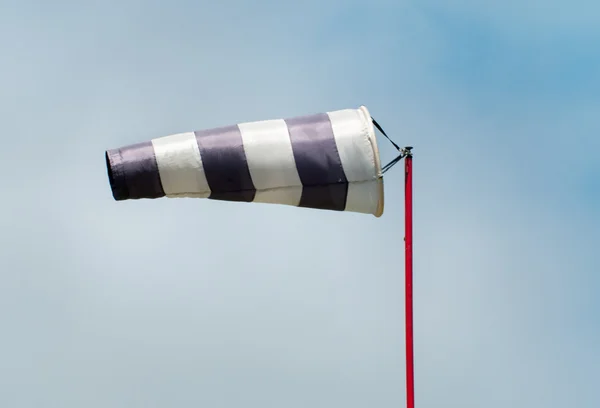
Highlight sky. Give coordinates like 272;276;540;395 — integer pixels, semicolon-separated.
0;0;599;407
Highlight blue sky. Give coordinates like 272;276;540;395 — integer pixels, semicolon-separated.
0;0;598;407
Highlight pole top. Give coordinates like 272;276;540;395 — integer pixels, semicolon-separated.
403;146;413;157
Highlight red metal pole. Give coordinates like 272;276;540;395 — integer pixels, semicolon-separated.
404;147;414;408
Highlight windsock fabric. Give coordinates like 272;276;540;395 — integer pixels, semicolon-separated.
105;106;384;216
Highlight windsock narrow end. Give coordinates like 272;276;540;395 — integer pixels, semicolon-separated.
104;141;166;201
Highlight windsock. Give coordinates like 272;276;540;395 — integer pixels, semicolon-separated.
105;106;384;216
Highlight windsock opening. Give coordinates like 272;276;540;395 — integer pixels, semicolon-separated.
105;151;122;200
105;106;385;217
359;105;384;217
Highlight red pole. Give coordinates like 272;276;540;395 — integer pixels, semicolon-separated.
404;147;414;408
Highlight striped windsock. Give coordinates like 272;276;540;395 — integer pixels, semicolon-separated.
105;106;384;216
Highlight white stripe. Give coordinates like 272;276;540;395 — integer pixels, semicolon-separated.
151;132;210;198
238;119;302;190
344;179;384;216
327;109;378;183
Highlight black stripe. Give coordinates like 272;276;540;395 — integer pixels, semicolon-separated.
194;125;256;202
285;113;348;211
105;142;165;200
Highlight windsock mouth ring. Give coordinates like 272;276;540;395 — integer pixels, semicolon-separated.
359;105;384;217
